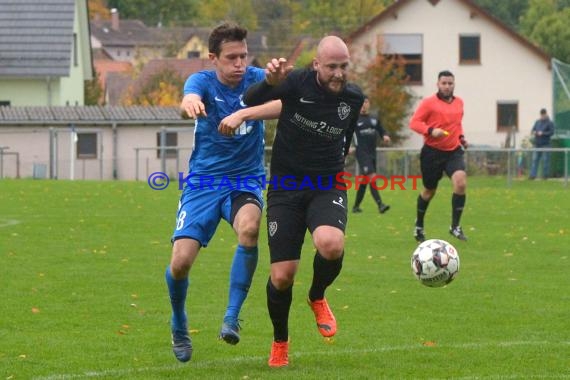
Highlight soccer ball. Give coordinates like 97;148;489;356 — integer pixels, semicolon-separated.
411;239;460;287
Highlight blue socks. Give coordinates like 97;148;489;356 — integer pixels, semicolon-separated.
165;266;189;333
225;245;258;323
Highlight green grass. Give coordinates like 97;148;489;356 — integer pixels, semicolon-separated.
1;177;569;379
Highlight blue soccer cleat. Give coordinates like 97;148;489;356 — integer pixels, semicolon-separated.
171;328;192;362
219;319;241;345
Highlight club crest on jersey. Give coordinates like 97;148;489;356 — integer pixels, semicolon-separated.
338;102;350;120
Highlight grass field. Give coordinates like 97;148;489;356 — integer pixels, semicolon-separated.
1;177;569;379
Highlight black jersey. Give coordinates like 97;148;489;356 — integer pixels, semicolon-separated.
245;68;364;179
354;114;387;162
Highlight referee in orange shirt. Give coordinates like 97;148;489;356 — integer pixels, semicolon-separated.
410;70;468;242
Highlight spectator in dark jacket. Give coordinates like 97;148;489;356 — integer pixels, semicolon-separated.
529;108;555;179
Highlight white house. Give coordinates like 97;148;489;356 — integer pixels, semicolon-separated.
347;0;552;148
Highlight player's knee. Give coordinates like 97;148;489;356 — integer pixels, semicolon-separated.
236;220;260;245
422;188;436;200
314;233;344;259
170;240;196;278
170;259;191;279
271;271;295;289
452;172;467;193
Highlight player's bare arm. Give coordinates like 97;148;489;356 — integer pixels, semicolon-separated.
218;100;282;136
180;93;207;119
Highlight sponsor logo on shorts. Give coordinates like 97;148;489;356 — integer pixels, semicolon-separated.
268;221;278;237
332;197;345;209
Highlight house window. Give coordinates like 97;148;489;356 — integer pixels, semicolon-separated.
380;34;423;84
459;35;480;64
401;54;422;83
77;133;97;158
187;51;200;58
497;102;518;131
156;132;178;158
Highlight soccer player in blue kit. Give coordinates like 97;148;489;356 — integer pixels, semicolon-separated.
165;22;281;363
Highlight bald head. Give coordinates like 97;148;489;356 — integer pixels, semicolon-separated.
316;36;350;61
313;36;350;94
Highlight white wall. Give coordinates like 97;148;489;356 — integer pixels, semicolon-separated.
0;124;195;180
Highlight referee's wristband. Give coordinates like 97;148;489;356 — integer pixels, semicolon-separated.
427;127;434;137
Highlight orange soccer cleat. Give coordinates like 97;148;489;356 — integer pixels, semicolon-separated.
268;341;289;367
308;298;337;337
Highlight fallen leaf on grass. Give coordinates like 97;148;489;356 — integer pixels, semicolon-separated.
31;307;40;314
422;341;437;347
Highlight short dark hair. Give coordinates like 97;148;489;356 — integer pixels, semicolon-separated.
540;108;547;115
438;70;454;79
208;22;248;57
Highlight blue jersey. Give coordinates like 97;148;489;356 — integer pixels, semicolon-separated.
184;67;266;182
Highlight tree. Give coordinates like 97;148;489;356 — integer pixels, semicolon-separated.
198;0;258;30
519;0;557;36
253;0;298;60
520;0;570;61
84;71;104;106
473;0;529;31
528;8;570;62
122;68;185;106
88;0;110;21
352;54;414;145
106;0;198;27
292;0;389;37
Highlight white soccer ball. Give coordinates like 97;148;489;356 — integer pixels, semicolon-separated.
411;239;460;288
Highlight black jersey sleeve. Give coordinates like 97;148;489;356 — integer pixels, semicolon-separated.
244;70;299;106
343;84;365;156
374;117;388;138
343;111;358;156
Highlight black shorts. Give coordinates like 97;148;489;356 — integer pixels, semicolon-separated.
420;145;465;190
357;155;377;175
230;192;263;224
266;187;347;263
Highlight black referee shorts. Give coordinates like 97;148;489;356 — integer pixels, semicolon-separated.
266;187;347;263
420;145;466;190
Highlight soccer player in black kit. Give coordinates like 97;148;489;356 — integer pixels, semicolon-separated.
352;95;391;214
244;36;364;367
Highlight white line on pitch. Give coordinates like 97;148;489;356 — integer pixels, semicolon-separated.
0;218;20;228
33;340;570;380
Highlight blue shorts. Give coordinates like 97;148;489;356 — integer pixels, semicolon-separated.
172;184;264;247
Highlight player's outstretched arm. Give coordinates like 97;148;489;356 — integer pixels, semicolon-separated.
244;58;293;106
218;100;282;136
180;93;207;119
